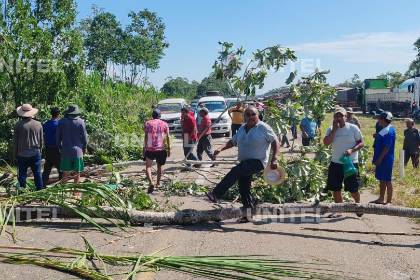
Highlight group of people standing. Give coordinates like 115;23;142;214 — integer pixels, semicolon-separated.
13;104;87;191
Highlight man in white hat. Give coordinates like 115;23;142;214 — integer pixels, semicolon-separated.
323;107;364;217
14;104;44;190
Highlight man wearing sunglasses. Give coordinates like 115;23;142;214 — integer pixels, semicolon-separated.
206;106;280;223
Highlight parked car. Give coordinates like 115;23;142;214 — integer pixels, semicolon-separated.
157;98;187;134
198;96;231;137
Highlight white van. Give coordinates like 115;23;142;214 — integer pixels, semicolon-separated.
198;96;231;137
157;98;187;133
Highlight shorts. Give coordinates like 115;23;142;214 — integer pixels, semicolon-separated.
145;150;167;165
327;162;360;193
375;161;393;182
60;157;84;172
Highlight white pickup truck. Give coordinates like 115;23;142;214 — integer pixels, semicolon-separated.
157;98;187;134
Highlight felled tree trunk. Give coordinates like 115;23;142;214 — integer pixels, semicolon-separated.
12;203;420;225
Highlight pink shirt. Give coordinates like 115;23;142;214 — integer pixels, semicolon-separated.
144;119;169;152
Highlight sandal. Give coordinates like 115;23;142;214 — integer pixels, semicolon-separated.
369;199;385;205
326;213;342;218
237;216;250;223
147;185;155;194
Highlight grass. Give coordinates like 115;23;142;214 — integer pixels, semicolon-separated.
320;113;420;210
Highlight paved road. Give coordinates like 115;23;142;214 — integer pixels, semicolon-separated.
0;136;419;279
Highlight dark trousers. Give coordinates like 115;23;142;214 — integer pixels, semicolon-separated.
42;147;63;187
183;140;198;162
404;150;419;168
231;124;242;137
197;135;215;161
281;134;290;147
213;159;264;209
17;152;43;190
291;125;297;139
302;137;313;146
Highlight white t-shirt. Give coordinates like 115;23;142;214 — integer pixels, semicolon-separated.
326;123;363;163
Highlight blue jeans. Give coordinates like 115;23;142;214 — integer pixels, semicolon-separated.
17;152;43;190
213;159;264;208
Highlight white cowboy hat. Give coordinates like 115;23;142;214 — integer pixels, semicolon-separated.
16;104;39;118
263;165;287;185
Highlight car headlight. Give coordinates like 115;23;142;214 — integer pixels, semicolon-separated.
174;119;181;124
219;117;229;123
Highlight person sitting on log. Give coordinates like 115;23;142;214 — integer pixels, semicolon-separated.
206;106;280;223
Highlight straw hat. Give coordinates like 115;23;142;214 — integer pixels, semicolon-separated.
263;165;287;185
16;104;38;118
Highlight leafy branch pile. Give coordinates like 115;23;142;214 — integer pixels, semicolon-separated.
0;237;355;280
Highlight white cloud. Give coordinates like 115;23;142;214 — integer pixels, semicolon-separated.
292;31;419;64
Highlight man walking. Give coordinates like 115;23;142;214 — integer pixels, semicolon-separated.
181;106;198;166
196;107;215;164
346;108;361;128
42;107;62;187
323;107;364;217
56;105;88;185
403;118;420;168
143;109;171;193
300;116;317;146
228;102;244;137
14;104;44;190
206;106;280;223
370;112;396;204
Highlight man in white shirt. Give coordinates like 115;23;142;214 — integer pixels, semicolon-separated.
323;107;365;217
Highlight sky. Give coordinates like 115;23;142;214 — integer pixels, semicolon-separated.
76;0;420;94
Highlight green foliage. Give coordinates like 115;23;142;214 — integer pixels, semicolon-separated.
407;37;420;76
161;76;198;98
336;74;363;88
165;181;209;196
213;41;296;97
377;71;408;88
0;0;84;107
196;73;234;97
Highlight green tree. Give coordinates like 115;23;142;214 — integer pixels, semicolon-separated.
161;77;198;98
0;0;83;107
126;9;168;85
196;73;234;96
336;74;363;88
407;38;420;77
377;71;408;88
82;9;121;81
213;41;296;98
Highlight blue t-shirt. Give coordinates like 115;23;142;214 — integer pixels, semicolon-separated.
43;119;59;147
373;125;396;164
300;117;317;138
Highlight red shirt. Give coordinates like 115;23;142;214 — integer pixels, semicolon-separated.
182;114;198;141
199;115;212;136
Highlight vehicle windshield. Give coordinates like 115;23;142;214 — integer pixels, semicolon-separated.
202;101;226;112
157;103;182;113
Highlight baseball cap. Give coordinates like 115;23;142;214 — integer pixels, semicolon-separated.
379;111;393;121
334;107;347;116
